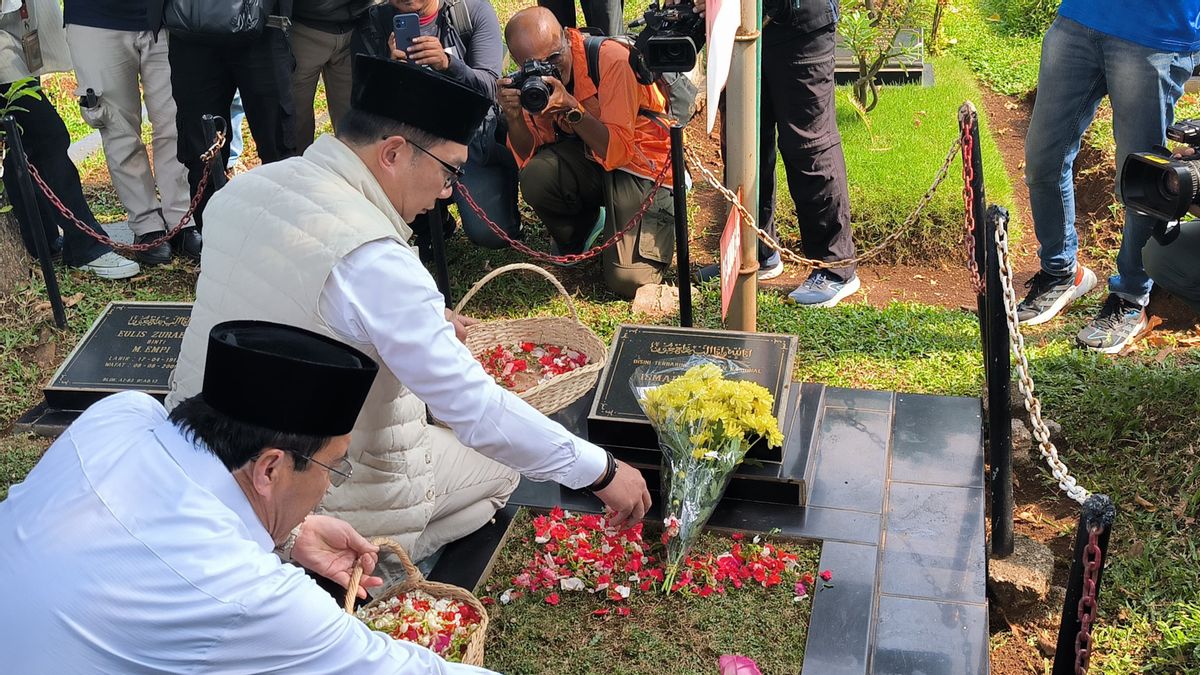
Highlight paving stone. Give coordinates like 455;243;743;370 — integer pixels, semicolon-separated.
630;283;680;318
987;534;1054;619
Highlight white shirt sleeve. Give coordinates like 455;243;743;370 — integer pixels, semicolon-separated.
223;564;495;674
318;240;607;490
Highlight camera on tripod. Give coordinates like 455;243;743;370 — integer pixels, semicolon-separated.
629;0;706;83
504;59;562;114
1120;118;1200;224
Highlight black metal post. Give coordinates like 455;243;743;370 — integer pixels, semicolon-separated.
1054;494;1116;675
670;124;692;327
200;115;228;191
985;205;1014;558
428;205;452;306
2;115;66;329
962;107;988;357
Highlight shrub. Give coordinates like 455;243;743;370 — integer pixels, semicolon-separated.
989;0;1060;38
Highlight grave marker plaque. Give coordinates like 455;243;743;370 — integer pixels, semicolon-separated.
43;301;192;410
587;324;798;460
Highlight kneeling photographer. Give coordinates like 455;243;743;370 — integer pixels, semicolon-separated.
1120;132;1200;315
499;6;676;299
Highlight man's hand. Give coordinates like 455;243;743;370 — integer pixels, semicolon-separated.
540;76;581;117
445;308;477;344
593;460;652;529
668;0;706;19
290;515;383;599
497;78;525;122
407;36;451;71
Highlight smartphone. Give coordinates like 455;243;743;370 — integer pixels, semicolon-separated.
393;13;420;57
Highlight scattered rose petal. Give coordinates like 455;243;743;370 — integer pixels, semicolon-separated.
616;606;631;617
560;577;586;592
794;581;807;598
544;593;560;606
592;608;610;617
718;654;763;675
499;589;515;605
820;570;833;582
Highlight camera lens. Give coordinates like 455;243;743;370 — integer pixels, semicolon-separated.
1159;170;1181;199
520;79;551;113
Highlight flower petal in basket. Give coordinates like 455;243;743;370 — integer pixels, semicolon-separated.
455;263;608;415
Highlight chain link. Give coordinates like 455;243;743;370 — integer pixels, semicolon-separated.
960;110;984;294
682;134;962;270
1074;524;1104;674
24;131;225;254
993;216;1092;504
456;160;670;265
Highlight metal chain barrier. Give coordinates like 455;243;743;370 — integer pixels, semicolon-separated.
682;134;963;271
1074;524;1103;673
959;111;984;294
994;218;1092;504
456;160;670;265
24;130;226;254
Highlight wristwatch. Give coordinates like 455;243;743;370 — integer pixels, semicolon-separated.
564;104;585;125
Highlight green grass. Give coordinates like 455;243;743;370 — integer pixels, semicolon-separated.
0;434;45;501
41;73;94;144
941;0;1044;96
802;55;1018;263
482;509;820;674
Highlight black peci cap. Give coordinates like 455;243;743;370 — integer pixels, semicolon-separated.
202;321;379;437
351;54;493;145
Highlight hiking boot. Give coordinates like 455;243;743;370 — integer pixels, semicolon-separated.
1016;267;1097;325
133;231;172;266
1075;294;1147;354
75;251;140;280
787;269;860;307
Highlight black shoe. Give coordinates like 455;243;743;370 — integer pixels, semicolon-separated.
49;235;63;264
133;231;173;266
172;227;202;262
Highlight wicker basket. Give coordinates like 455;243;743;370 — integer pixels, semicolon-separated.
345;538;489;667
454;263;607;415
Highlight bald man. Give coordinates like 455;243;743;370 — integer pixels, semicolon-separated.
499;7;676;299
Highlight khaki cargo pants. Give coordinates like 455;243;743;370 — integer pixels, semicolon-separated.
520;138;675;298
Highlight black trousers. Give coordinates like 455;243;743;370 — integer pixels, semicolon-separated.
538;0;625;37
1;79;110;267
745;21;856;279
167;30;297;228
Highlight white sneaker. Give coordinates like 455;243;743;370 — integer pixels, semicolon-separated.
76;251;140;280
757;258;785;281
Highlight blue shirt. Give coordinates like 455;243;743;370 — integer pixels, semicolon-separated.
1059;0;1200;53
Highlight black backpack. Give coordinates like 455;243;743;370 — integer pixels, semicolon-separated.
582;34;699;126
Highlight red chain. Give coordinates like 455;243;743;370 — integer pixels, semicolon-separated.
455;161;670;265
24;131;225;254
1074;524;1104;674
960;112;984;294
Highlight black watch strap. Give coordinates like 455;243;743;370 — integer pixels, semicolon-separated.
589;451;617;492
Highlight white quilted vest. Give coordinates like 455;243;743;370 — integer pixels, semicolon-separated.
166;135;437;551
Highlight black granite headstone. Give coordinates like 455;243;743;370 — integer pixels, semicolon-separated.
42;301;192;409
587;324;798;461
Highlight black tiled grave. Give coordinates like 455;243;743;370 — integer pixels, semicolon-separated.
459;382;989;673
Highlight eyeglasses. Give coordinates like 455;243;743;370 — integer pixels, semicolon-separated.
283;449;353;487
408;139;466;189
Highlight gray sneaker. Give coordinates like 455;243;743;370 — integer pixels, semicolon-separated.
787;270;861;307
1075;294;1147;354
1016;266;1097;325
76;251;140;280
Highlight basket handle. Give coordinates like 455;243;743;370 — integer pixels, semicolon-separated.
453;263;579;323
343;537;423;613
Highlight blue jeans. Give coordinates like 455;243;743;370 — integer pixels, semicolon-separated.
1024;16;1197;306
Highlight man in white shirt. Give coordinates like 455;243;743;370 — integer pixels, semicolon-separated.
0;320;492;672
166;55;651;564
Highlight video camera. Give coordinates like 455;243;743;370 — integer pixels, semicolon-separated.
628;0;706;85
504;59;562;114
1120;119;1200;238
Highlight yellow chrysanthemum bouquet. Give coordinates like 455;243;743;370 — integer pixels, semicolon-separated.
632;359;783;591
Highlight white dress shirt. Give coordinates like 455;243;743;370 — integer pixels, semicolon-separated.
318;239;608;489
0;391;492;674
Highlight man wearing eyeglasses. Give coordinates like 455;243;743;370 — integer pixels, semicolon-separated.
168;55;652;569
500;6;677;299
1;320;494;671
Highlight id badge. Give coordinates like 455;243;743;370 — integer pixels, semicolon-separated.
21;29;43;73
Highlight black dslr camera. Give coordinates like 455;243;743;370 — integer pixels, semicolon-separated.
1120;119;1200;238
504;60;561;114
628;0;706;83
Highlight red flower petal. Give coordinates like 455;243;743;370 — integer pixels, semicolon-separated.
616;607;631;617
592;608;610;617
544;593;560;606
820;569;833;582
